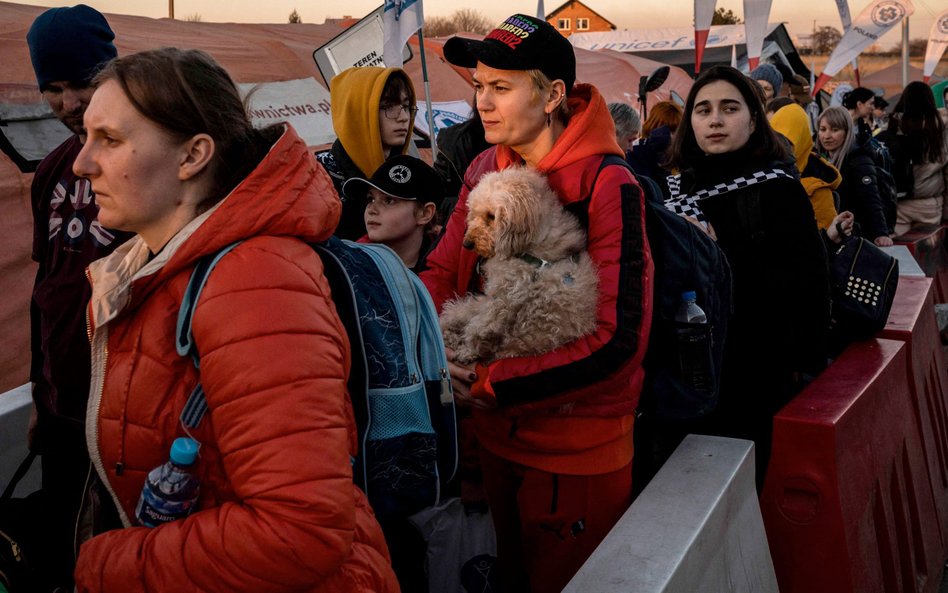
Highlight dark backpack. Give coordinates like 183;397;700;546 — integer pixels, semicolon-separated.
176;237;458;520
865;135;899;233
590;155;733;420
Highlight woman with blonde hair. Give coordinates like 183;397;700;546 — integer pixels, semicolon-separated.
423;13;653;593
815;105;893;245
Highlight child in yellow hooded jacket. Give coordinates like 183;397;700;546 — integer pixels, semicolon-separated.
317;67;417;239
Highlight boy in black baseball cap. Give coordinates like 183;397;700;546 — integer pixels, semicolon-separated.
343;154;445;271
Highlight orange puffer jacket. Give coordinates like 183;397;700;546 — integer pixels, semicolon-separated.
75;127;399;593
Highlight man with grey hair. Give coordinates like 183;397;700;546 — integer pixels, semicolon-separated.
609;102;641;156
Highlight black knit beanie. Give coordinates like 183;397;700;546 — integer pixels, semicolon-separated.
27;4;117;91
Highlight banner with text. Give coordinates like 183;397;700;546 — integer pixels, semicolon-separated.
414;100;474;138
813;0;914;94
924;9;948;82
239;78;335;147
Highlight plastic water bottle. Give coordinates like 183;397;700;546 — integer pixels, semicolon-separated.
675;291;713;391
135;437;201;527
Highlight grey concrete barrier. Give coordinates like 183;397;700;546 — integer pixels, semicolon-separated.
0;383;40;495
563;434;777;593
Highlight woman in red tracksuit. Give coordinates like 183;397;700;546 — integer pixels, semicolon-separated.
421;14;653;593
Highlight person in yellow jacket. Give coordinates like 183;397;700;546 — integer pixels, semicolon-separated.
770;103;840;230
317;66;418;239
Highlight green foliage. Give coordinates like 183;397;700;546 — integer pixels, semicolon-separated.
711;7;742;25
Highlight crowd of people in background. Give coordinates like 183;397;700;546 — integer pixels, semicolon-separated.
10;4;948;593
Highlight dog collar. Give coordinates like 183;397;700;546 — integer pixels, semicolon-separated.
516;252;581;269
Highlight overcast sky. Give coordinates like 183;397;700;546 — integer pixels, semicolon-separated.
7;0;941;49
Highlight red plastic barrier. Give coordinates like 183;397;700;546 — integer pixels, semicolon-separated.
880;276;948;554
761;339;943;593
894;224;948;304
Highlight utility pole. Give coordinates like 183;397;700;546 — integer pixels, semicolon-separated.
901;16;909;89
169;0;174;19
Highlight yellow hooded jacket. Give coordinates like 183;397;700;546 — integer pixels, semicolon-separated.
771;104;840;230
330;66;416;177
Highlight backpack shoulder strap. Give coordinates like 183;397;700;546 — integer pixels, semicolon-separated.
567;154;644;225
175;241;242;429
358;242;423;378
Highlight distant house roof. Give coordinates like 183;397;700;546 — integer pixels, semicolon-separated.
545;1;616;29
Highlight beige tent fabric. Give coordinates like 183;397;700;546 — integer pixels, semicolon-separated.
0;2;691;392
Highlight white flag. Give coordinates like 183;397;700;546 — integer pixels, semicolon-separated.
694;0;718;72
743;0;773;70
813;0;914;95
924;9;948;82
833;0;860;82
383;0;424;67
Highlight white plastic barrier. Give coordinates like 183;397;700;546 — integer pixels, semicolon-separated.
563;434;778;593
882;244;926;277
0;383;40;495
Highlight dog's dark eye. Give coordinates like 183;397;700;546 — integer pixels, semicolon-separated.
486;213;495;222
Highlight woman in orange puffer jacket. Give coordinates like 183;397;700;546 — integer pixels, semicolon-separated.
71;48;398;593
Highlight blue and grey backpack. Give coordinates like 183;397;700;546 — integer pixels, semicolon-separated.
176;236;458;519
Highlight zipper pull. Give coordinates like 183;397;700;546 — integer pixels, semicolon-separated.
439;368;453;405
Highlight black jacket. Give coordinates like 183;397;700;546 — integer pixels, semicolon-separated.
628;125;674;188
838;141;890;241
432;117;490;220
677;148;830;404
315;140;369;240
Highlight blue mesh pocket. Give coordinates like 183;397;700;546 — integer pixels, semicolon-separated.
367;384;435;440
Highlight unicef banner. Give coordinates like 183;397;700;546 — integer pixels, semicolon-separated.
414;101;475;138
924;9;948;82
812;0;914;95
238;78;335;148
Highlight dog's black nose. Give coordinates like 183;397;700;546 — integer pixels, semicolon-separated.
462;239;475;250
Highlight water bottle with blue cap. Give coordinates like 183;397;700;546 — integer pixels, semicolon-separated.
674;291;713;391
135;437;201;527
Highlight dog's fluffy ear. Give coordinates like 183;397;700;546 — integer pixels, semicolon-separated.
493;168;545;256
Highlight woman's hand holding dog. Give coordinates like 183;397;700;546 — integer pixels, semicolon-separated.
446;348;496;410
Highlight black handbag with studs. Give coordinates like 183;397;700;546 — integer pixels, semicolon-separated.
829;234;899;338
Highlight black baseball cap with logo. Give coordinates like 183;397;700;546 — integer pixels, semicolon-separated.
342;155;445;207
443;14;576;94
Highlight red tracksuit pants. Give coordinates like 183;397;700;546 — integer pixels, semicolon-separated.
478;447;633;593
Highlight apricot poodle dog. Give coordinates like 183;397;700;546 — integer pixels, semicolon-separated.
440;167;599;365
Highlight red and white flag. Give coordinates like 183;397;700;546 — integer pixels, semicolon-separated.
743;0;773;70
694;0;718;73
813;0;914;95
924;9;948;83
383;0;424;67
